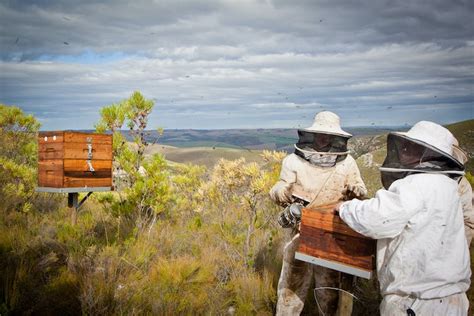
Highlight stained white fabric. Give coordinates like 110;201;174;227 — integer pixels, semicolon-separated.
339;173;471;300
380;292;469;316
276;233;341;316
270;152;367;315
269;153;367;208
451;138;473;246
459;177;474;246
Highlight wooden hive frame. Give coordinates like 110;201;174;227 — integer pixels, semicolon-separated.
295;204;376;279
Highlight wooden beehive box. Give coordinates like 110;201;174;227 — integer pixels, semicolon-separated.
295;204;376;279
38;131;113;189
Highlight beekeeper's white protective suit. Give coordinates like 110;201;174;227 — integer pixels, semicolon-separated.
453;140;474;245
460;177;474;245
339;121;471;316
270;111;367;316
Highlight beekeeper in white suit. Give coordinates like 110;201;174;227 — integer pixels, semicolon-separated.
336;121;470;315
270;111;367;315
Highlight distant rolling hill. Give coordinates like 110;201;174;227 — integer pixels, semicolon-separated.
144;129;392;171
135;127;396;172
145;144;264;168
142;120;473;182
134;127;401;152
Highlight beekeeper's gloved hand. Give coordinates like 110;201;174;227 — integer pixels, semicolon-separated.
282;186;294;204
270;183;294;205
342;184;367;201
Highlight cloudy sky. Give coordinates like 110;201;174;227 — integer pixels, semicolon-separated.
1;0;473;130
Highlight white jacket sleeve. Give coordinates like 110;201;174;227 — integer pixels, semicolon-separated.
269;156;297;205
459;177;474;245
339;177;423;239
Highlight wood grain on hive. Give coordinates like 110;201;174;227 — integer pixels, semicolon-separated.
38;131;113;189
295;204;376;279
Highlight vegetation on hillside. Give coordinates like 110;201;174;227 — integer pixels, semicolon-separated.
0;97;286;315
0;98;472;315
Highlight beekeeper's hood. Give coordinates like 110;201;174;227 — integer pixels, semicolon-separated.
452;138;468;165
294;111;352;167
380;121;464;189
300;111;352;138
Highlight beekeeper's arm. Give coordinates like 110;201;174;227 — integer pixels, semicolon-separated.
342;156;368;200
339;176;422;239
459;177;474;245
269;156;296;205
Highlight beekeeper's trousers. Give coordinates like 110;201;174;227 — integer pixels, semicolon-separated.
276;233;342;316
380;292;469;316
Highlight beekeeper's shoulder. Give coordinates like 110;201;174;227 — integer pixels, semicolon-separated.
283;153;305;166
393;173;457;192
337;154;357;170
344;154;357;164
282;153;304;169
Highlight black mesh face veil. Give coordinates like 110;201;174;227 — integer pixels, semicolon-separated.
380;133;464;189
296;130;349;153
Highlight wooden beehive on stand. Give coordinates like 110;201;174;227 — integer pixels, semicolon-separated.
295;204;376;279
37;131;113;191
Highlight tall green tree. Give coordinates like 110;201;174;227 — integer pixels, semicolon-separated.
125;91;154;167
0;104;41;212
0;104;40;165
95;92;172;235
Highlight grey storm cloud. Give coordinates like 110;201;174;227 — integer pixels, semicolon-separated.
0;0;473;129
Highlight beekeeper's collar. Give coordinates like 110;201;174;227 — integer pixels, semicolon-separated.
294;144;349;156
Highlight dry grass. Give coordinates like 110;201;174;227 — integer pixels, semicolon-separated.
1;110;472;314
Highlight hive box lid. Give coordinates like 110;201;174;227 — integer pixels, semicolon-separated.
39;131;112;147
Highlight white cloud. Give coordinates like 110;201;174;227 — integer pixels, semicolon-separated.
0;1;472;129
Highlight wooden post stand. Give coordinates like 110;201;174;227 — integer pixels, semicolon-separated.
67;192;93;224
337;273;354;316
68;192;78;224
36;187;111;224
